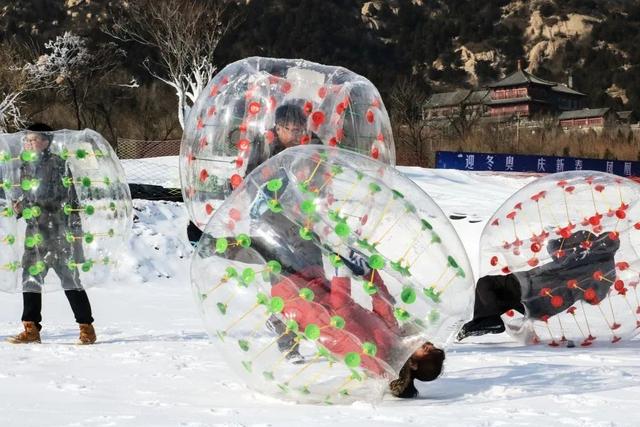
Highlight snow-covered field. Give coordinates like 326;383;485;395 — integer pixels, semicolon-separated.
1;159;639;426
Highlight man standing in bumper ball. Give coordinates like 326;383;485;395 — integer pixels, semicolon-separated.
7;123;96;345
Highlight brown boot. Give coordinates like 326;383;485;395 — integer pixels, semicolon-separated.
78;323;96;345
7;321;41;344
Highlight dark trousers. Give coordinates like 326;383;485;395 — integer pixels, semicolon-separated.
471;274;525;324
22;291;94;325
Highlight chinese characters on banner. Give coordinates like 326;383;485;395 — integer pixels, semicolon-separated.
436;151;640;177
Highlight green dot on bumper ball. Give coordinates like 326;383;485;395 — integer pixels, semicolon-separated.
330;315;345;329
225;267;238;278
62;177;73;188
362;342;377;357
81;177;92;187
368;254;385;270
31;206;41;217
84;233;94;244
84;205;95;215
236;234;251;248
21;151;37;162
299;227;313;240
81;261;94;272
22;208;33;220
300;199;315;215
25;236;36;248
447;256;459;269
215;238;228;253
21;179;33;191
266;260;281;274
344;352;361;368
28;264;40;276
266;178;283;192
304;324;320;340
334;222;349;237
394;308;411;321
76;149;88;159
401;287;417;304
285;319;299;332
299;287;314;301
5;235;15;245
269;296;284;313
268;199;283;213
63;204;72;215
329;254;343;267
241;268;255;284
363;281;377;295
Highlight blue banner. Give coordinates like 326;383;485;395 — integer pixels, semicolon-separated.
435;151;640;177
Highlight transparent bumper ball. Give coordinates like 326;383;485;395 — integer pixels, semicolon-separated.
191;145;472;403
180;56;396;229
0;129;132;292
480;171;640;346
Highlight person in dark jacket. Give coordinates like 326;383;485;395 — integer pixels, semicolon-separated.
187;103;322;246
458;230;620;340
7;123;96;345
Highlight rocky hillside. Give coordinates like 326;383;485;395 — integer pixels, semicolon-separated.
0;0;638;133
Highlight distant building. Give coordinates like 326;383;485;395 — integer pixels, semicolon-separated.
558;108;615;131
422;89;489;121
423;63;600;126
486;67;586;118
616;110;637;126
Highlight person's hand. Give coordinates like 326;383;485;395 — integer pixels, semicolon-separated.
12;200;22;215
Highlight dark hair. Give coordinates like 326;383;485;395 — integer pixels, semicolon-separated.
412;347;445;382
389;346;445;398
26;123;53;132
275;104;306;127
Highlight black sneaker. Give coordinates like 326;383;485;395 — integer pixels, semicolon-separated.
457;320;505;341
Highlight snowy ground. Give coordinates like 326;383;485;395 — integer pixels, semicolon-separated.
1;160;639;426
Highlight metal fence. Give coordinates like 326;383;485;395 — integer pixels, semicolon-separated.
117;138;183;201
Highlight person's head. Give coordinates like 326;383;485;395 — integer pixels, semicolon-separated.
274;104;306;147
389;342;445;398
23;123;53;153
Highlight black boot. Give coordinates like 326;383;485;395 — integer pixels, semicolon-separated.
457;316;505;341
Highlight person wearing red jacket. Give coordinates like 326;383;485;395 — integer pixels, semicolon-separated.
270;266;445;397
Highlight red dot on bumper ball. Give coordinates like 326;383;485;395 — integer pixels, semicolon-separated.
527;257;539;267
329;137;338;146
248;102;261;115
199;169;209;183
205;203;214;215
304;102;313;115
318;87;327;98
371;146;379;159
615;209;626;219
237;139;250;151
230;174;242;189
490;256;499;266
229;208;242;221
366;110;375;123
311;111;325;126
300;134;310;145
531;242;541;253
282;81;292;93
235;157;244;168
551;295;564;308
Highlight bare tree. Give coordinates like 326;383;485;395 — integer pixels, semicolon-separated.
107;0;241;129
446;103;483;140
389;78;430;166
24;32;124;129
0;42;53;132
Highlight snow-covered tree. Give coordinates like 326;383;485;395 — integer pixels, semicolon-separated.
24;31;124;129
108;0;240;129
0;42;51;132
